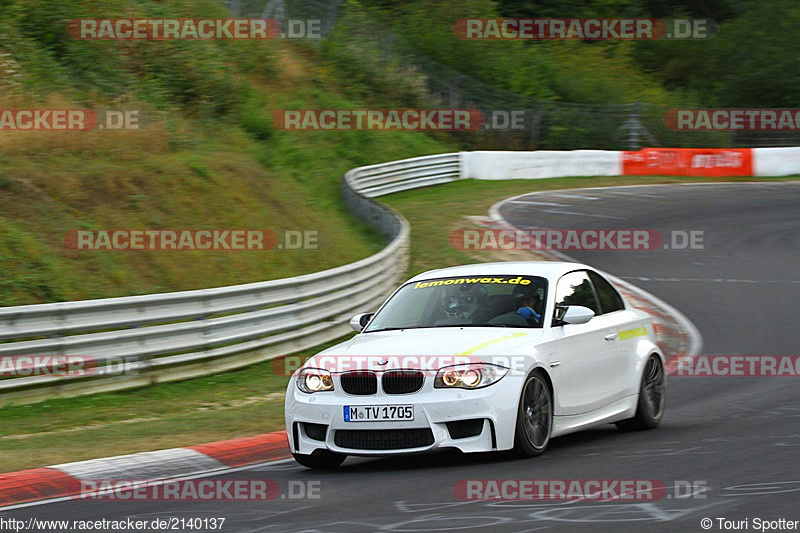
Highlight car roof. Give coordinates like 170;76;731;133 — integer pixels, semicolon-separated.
407;261;593;283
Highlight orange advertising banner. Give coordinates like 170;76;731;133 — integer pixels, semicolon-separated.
622;148;753;176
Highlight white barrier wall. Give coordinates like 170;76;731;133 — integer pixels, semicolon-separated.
753;147;800;177
463;149;800;180
462;150;622;180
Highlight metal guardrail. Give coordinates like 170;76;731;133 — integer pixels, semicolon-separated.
346;153;461;198
0;153;463;405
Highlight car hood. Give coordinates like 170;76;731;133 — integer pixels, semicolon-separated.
307;327;543;372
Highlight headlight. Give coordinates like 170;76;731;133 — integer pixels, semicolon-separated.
296;368;334;393
434;363;508;389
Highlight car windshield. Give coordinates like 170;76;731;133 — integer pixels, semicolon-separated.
365;275;548;331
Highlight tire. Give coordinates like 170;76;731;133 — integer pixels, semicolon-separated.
512;371;553;457
616;355;666;431
292;450;346;469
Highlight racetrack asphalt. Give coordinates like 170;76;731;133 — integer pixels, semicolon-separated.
4;182;800;532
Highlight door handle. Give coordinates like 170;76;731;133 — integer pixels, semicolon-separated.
604;332;618;341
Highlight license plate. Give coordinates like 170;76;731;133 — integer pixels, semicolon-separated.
343;405;414;422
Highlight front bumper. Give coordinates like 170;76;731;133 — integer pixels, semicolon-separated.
285;371;524;456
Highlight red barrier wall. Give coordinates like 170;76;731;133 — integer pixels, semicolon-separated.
622;148;753;176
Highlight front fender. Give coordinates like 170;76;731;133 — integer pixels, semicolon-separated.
632;330;665;389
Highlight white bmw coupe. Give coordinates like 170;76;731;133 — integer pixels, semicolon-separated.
285;261;666;468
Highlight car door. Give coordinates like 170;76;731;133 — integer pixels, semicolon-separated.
552;270;621;415
587;270;637;398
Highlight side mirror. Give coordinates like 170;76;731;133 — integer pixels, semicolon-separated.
349;312;374;332
559;306;595;325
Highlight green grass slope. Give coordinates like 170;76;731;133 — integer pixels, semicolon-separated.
0;0;451;305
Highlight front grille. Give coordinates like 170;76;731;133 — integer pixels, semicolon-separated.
382;370;424;394
340;371;377;395
334;429;435;450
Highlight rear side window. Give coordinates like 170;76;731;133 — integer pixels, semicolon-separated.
588;271;625;314
554;271;601;316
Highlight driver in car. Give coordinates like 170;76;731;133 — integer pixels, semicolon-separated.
435;284;488;325
489;285;543;327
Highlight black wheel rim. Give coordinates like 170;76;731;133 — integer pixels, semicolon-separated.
522;376;551;449
643;357;665;418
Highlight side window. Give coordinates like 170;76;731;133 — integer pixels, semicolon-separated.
588;271;625;314
554;271;601;317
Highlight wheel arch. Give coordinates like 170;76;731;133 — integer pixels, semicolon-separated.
528;365;554;401
512;365;555;441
